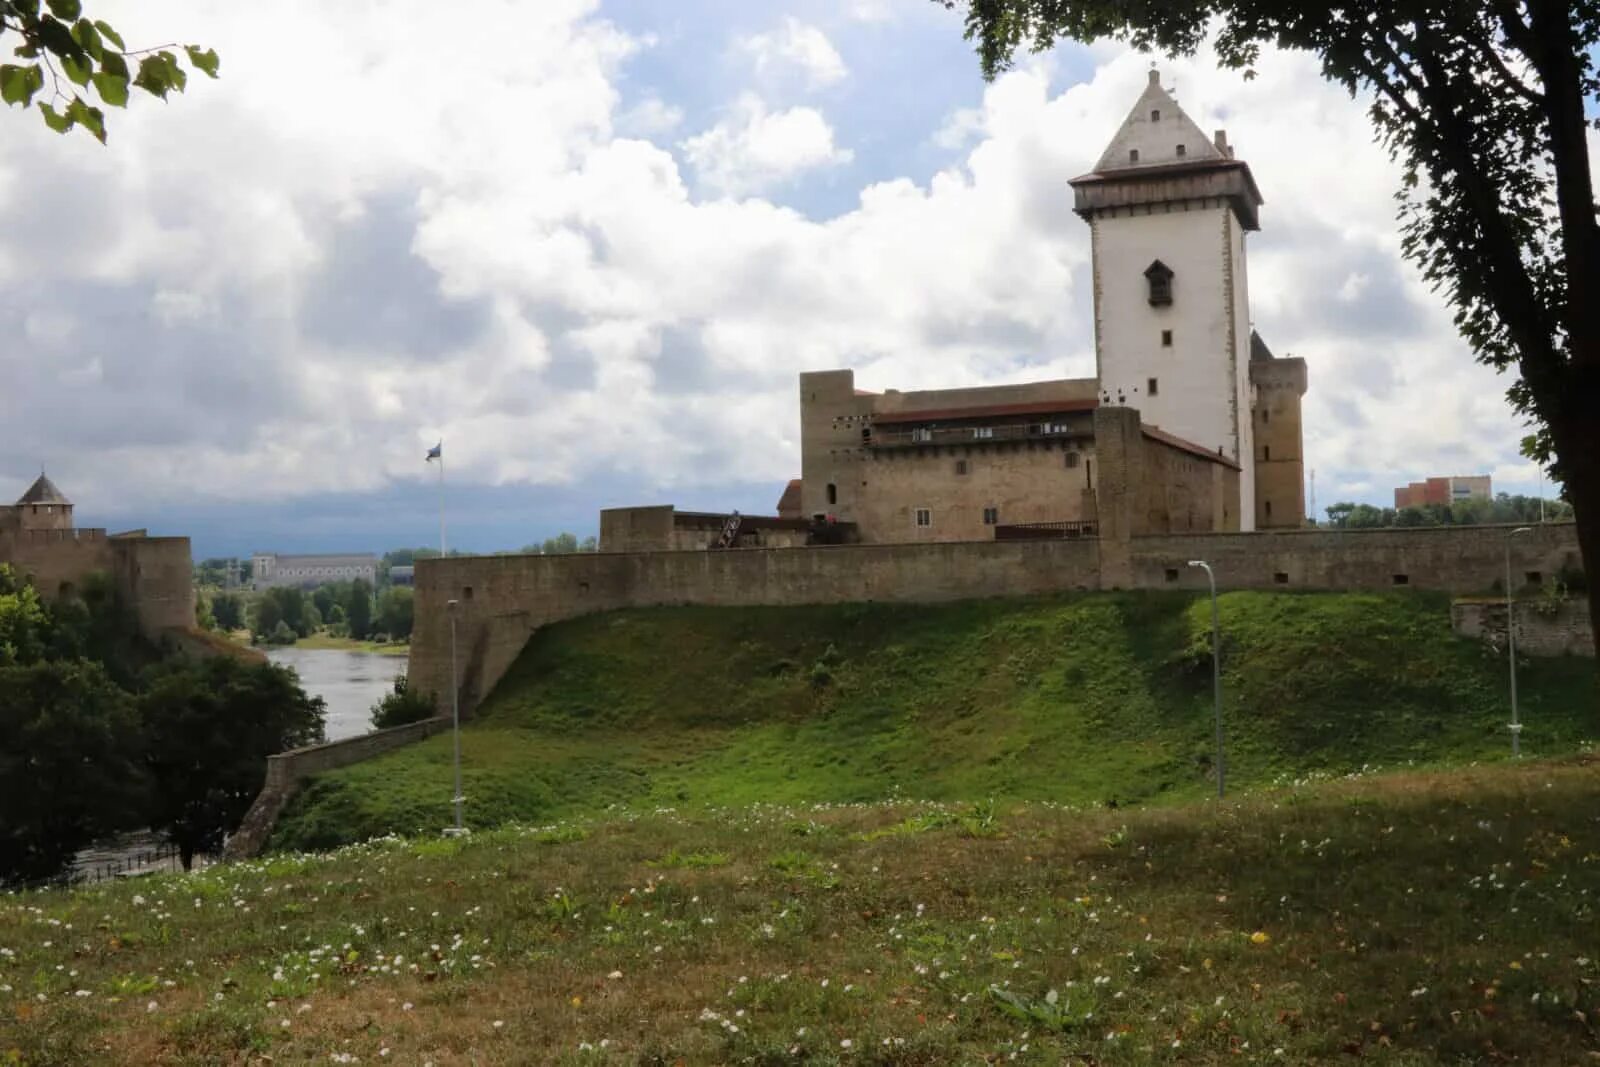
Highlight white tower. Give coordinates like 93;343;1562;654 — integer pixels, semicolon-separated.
1070;71;1263;530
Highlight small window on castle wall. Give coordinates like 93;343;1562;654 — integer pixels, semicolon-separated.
1064;451;1080;469
1263;445;1271;461
1151;109;1161;121
1148;377;1159;397
826;483;838;505
1274;572;1289;585
1161;329;1173;347
1129;148;1140;163
915;508;932;528
1086;458;1094;490
954;460;969;476
1525;571;1543;587
1164;568;1179;582
1392;574;1409;586
1176;144;1186;157
1264;500;1273;518
463;586;474;599
983;507;999;525
1262;408;1270;424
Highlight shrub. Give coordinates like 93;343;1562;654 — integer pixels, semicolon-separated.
370;675;435;730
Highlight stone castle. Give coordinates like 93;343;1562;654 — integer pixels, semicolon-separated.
604;72;1305;553
0;473;195;641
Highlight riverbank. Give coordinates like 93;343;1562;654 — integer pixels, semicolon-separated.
292;633;409;656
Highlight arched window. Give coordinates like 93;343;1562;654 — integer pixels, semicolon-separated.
1144;259;1174;306
826;483;837;505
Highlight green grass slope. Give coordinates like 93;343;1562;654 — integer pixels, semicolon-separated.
270;592;1596;852
11;758;1600;1063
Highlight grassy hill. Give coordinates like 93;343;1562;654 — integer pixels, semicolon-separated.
269;591;1597;852
7;757;1600;1063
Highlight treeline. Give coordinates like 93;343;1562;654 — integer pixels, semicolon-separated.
241;581;413;646
1323;493;1572;530
0;565;324;886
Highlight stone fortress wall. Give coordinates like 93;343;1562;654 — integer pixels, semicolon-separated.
0;527;195;641
406;521;1584;722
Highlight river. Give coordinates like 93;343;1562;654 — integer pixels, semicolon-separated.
266;646;407;741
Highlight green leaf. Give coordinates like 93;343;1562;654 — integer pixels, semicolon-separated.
60;51;88;86
92;19;124;51
70;18;102;62
158;49;185;91
91;69;126;106
184;44;219;78
39;100;72;133
45;0;81;19
98;50;126;79
134;53;170;98
66;94;103;142
0;62;41;107
35;15;80;59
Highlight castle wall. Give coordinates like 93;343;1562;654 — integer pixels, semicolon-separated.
0;528;194;641
110;536;196;636
408;538;1105;712
1450;599;1594;658
407;521;1583;720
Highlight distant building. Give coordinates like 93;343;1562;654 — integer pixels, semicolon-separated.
388;565;415;586
252;551;377;590
1394;476;1491;510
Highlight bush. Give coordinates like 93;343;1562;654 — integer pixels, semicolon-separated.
370;676;435;730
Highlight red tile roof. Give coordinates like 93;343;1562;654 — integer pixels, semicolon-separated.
1141;425;1241;470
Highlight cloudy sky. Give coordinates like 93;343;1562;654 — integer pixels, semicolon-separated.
0;0;1571;558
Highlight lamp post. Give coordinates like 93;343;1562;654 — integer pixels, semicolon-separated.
444;597;466;836
1505;527;1533;757
1188;560;1224;798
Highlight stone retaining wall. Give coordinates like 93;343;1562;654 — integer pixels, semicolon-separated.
1451;599;1595;658
226;716;452;858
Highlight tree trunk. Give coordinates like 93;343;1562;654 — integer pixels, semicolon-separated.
180;842;194;872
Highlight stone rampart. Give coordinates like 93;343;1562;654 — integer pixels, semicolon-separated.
1451;598;1595;658
226;716;452;858
409;522;1582;719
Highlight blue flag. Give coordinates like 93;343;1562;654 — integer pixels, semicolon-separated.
426;441;442;462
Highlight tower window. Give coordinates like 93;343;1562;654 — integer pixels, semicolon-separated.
1161;329;1173;347
1148;377;1159;396
1265;500;1273;518
954;460;969;476
826;482;837;505
1144;260;1174;306
1175;143;1186;158
1151;109;1161;122
1129;148;1140;163
1262;408;1270;424
1263;445;1272;461
983;507;999;525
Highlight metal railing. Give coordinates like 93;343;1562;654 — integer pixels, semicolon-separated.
993;520;1099;541
869;423;1090;449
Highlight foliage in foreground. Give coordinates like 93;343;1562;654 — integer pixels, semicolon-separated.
5;758;1600;1063
0;0;216;143
368;675;435;731
273;591;1596;851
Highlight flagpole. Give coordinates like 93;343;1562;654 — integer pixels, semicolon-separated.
437;448;447;557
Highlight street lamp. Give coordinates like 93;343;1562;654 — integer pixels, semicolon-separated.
1505;527;1533;757
1188;560;1224;798
444;597;467;836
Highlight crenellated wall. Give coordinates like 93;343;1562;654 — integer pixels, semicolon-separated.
0;527;195;642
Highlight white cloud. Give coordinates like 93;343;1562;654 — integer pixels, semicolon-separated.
681;94;854;197
736;17;848;89
0;0;1565;526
